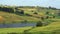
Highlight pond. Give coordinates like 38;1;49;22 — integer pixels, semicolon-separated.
0;23;37;28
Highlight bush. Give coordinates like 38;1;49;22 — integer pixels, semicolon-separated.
45;16;49;19
40;17;44;20
36;21;43;27
21;20;28;23
46;12;49;14
15;10;24;15
58;13;60;16
23;30;28;34
34;12;38;14
53;16;55;18
31;10;34;12
25;13;32;16
20;10;24;14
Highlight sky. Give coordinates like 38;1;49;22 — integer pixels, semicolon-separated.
0;0;60;9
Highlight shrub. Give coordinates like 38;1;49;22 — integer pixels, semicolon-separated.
21;20;28;23
34;12;38;14
25;13;32;16
40;17;44;20
36;21;43;27
15;10;24;15
23;30;28;34
31;10;34;12
53;16;55;18
45;16;49;19
58;13;60;16
46;12;49;14
20;10;24;14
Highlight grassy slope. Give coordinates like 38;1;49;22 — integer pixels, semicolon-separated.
0;27;32;33
0;11;41;23
0;7;60;34
28;21;60;34
0;21;60;34
29;22;60;32
0;8;58;23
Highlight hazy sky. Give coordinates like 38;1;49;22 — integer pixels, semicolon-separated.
0;0;60;8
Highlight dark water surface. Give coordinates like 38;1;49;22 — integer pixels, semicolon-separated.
0;23;37;28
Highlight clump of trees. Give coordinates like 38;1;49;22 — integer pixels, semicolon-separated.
0;6;14;13
49;6;57;10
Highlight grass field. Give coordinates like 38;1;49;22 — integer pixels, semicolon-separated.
0;21;60;34
0;6;60;34
0;27;32;34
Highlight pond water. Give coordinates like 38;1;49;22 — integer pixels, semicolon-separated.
0;23;37;28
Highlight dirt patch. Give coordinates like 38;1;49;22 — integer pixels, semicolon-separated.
0;16;5;22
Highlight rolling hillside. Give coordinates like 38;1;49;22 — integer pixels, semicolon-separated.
0;6;60;34
0;11;42;23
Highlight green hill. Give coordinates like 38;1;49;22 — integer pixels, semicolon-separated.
28;21;60;34
0;6;60;34
0;6;59;23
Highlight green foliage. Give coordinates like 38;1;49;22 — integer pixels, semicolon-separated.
20;10;24;15
36;21;43;27
0;6;14;13
46;12;49;14
25;13;32;16
21;20;28;23
33;12;38;14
